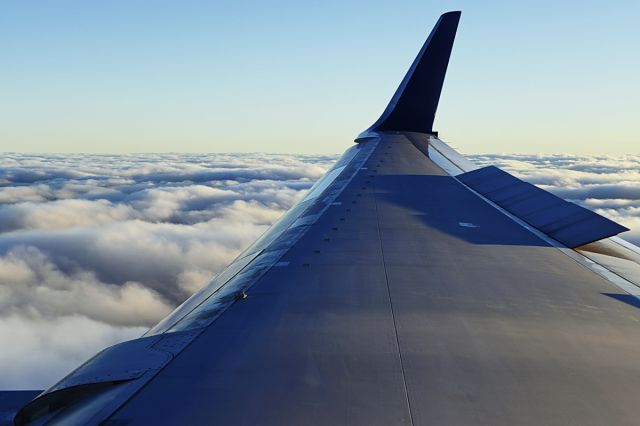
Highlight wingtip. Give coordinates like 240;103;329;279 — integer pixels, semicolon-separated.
439;11;461;25
360;10;461;136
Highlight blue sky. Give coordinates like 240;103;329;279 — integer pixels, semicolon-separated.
1;1;638;154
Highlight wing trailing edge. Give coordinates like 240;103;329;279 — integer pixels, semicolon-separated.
357;11;461;140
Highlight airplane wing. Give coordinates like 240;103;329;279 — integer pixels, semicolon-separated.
8;10;640;425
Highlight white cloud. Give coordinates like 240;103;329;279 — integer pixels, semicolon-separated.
0;152;335;390
1;151;639;391
0;313;146;389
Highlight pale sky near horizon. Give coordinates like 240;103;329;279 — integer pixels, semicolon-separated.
1;1;638;155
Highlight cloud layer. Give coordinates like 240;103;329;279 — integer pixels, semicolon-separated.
0;153;335;389
0;151;638;390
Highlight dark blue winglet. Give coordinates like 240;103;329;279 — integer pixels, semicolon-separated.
358;11;461;140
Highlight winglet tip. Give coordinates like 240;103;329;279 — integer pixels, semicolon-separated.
361;10;461;137
439;11;462;24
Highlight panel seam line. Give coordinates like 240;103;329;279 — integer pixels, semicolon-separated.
372;155;415;426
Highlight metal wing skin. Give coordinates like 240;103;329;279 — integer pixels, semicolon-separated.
10;10;640;426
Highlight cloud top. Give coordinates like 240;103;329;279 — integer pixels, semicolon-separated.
0;152;335;389
1;151;638;390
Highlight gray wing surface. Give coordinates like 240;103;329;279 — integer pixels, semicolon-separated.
12;11;640;426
